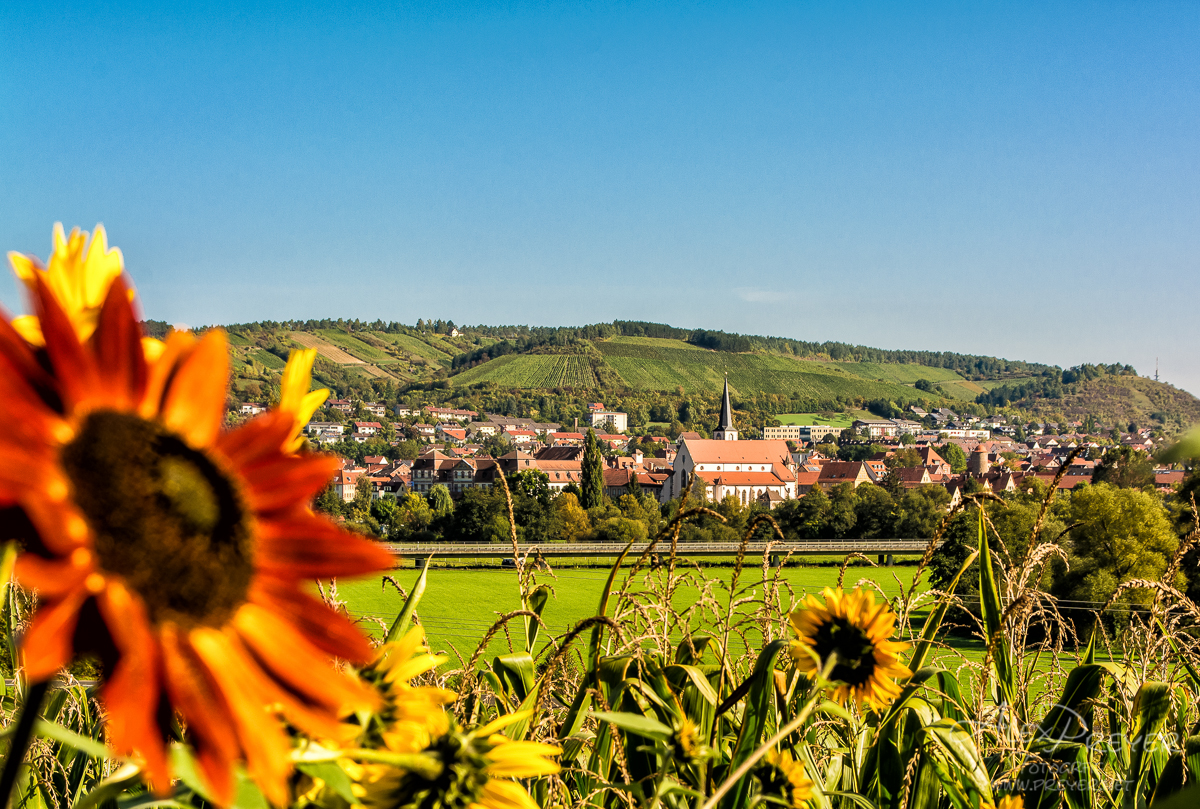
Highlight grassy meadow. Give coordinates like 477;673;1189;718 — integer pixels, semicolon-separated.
332;558;990;667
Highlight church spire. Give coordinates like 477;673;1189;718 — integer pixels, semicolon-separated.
713;375;738;440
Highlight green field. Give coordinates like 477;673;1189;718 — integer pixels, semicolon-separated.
936;379;988;400
371;332;456;363
334;561;992;669
827;362;966;385
250;349;287;370
594;342;920;399
452;355;599;388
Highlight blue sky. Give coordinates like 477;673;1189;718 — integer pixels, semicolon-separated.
2;1;1198;393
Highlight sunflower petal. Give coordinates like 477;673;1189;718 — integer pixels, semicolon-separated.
96;582;171;792
161;330;228;448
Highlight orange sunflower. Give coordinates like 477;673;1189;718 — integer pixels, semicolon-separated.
1;226;394;806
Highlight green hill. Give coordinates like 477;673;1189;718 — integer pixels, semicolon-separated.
209;318;1200;433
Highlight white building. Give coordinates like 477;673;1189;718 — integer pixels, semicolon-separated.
660;381;796;507
589;410;628;434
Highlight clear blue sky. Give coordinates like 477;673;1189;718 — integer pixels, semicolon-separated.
2;1;1198;393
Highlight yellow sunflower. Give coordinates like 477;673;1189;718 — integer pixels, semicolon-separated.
788;587;911;709
7;223;127;346
354;626;457;749
984;796;1024;809
349;710;560;809
754;749;814;808
2;226;394;805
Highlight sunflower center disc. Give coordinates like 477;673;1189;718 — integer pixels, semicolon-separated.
813;618;877;687
61;410;254;626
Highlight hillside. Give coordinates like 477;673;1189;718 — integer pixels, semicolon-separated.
991;375;1200;431
208;319;1200;433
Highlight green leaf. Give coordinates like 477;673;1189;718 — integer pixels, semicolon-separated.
589;710;673;741
232;771;269;809
34;719;109;760
384;562;428;643
492;653;537;703
295;761;356;804
71;762;142;809
168;744;214;803
978;508;1016;715
590;540;637;671
1124;682;1172;809
923;719;992;802
1035;664;1104;749
1146;784;1200;809
1158;427;1200;463
524;584;550;653
720;639;789;809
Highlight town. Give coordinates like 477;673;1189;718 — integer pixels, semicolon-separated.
281;374;1183;545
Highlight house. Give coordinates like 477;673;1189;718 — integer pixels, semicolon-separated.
816;462;873;490
305;422;345;439
502;429;539;445
354;421;383;436
895;467;932;489
436;426;468;445
596;434;631;450
918;446;951;477
427;407;479;423
240;402;266;416
550;432;586;445
328;399;354;413
334;468;366;501
1156;470;1186;491
603;468;668;500
795;470;822;494
362;402;387;418
410;450;499;494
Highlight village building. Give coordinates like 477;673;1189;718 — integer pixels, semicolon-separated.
661;380;796;506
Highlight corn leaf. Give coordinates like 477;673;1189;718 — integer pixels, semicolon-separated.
384;562;428;643
978;508;1016;715
1123;682;1172;809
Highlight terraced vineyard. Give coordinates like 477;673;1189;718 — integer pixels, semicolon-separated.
594;341;918;399
314;329;396;363
829;362;966;384
452;354;599;388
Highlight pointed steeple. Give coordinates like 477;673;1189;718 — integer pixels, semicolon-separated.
713;375;738;440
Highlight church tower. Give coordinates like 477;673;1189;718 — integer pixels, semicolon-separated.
712;376;738;441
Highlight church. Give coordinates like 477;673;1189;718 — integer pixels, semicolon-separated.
659;378;798;507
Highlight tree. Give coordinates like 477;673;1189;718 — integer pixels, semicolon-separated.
826;484;858;538
1051;483;1178;628
1092;447;1155;489
551;493;590;542
939;442;968;474
314;483;344;517
590;516;649;544
852;485;895;539
886;447;923;469
427;484;454;517
893;485;951;538
581;429;604;509
626;469;643;502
